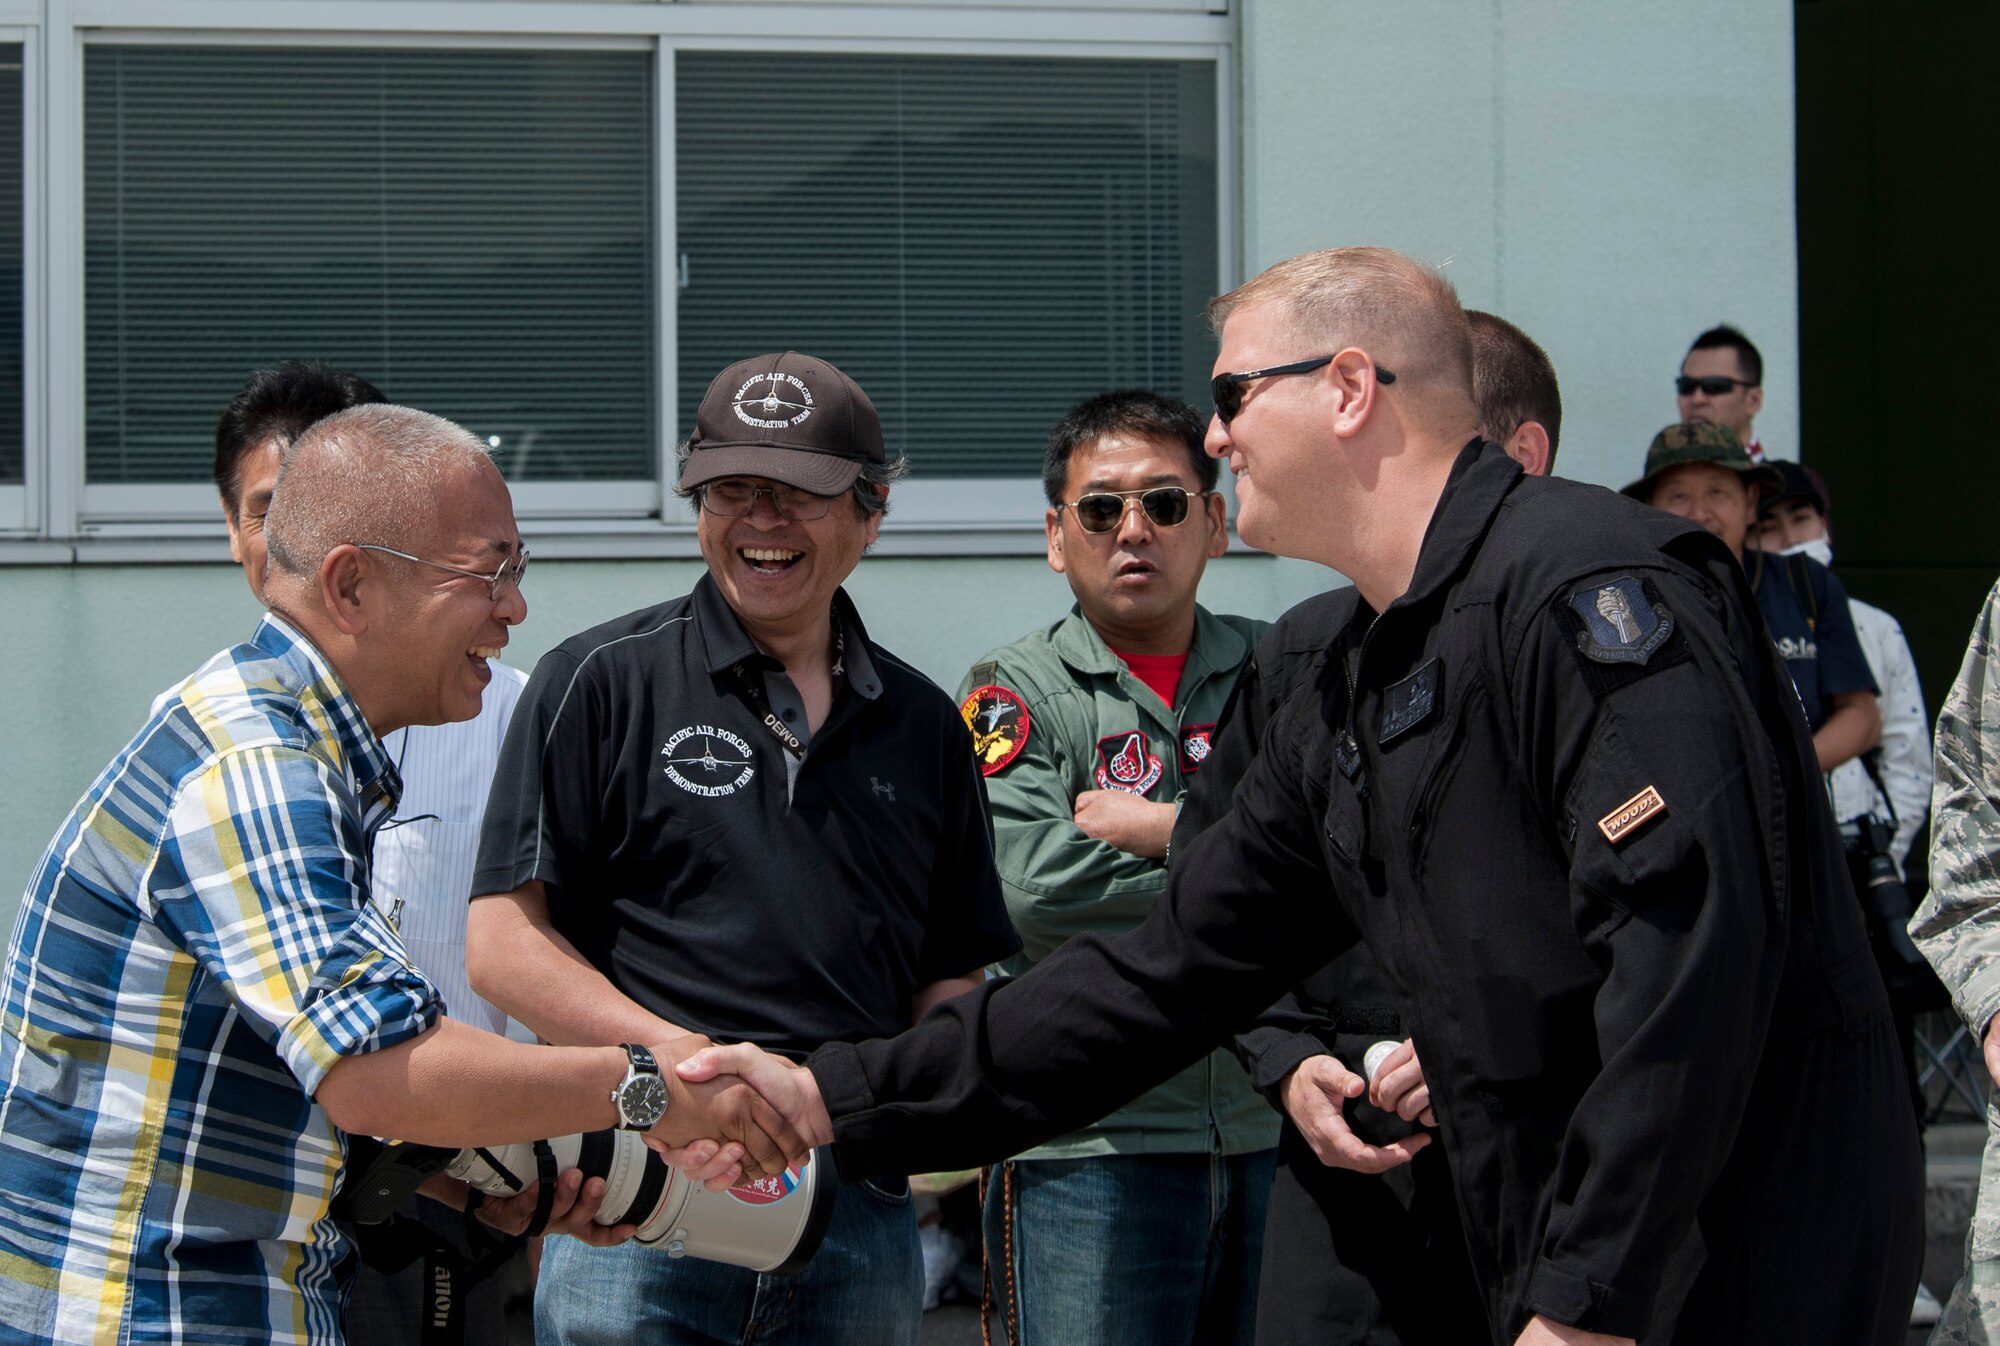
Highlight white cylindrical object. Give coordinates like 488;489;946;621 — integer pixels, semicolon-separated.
1362;1039;1402;1085
448;1134;837;1275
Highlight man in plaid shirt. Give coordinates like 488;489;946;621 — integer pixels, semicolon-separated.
0;404;804;1345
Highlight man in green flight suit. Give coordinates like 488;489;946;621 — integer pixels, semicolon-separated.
955;389;1273;1346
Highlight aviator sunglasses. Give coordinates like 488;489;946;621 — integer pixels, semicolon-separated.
1062;487;1213;534
1210;355;1395;423
1675;374;1758;397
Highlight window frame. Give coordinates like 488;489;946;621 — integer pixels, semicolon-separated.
35;2;1234;560
0;22;34;540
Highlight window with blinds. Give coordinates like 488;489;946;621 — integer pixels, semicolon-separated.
0;44;21;487
83;45;654;486
676;51;1217;478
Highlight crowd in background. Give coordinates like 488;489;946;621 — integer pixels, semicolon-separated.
3;246;1998;1346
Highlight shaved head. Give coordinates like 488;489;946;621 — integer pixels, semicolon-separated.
1209;246;1475;417
264;404;496;586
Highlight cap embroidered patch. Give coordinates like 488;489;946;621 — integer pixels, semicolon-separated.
1598;785;1667;844
961;685;1030;776
1569;576;1674;666
732;369;814;430
1095;730;1164;796
1179;724;1216;774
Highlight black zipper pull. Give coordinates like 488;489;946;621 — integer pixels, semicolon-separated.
1335;730;1362;780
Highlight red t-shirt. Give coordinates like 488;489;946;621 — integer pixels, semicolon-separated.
1113;649;1189;709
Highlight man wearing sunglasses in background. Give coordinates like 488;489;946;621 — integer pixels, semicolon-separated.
953;390;1271;1346
1676;325;1767;462
468;352;1018;1346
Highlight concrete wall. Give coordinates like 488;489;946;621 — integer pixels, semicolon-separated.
0;550;1337;924
1240;1;1799;490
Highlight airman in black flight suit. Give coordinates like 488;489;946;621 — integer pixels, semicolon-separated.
1183;309;1565;1346
689;248;1924;1346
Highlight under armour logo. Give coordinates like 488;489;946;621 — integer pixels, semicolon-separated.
871;777;896;801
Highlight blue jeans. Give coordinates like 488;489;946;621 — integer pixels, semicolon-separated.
983;1150;1276;1346
536;1176;921;1346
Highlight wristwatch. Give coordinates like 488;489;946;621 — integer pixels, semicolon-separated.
610;1043;670;1130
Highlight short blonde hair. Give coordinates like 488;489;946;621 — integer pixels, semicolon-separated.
1209;247;1474;406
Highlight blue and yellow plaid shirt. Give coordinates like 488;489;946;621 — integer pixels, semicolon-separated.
0;616;442;1345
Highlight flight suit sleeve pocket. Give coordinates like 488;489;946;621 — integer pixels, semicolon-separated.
1560;709;1699;921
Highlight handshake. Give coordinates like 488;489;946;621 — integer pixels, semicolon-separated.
646;1039;836;1190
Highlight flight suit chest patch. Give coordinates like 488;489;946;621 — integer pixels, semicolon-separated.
1179;724;1216;774
1095;730;1164;795
1379;658;1442;744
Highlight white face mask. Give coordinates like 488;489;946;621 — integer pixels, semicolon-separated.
1782;537;1834;568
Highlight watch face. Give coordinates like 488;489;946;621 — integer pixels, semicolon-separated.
622;1072;670;1127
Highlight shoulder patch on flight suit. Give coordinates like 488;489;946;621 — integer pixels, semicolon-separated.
1380;658;1442;744
1554;576;1691;697
1569;576;1673;665
961;685;1030;776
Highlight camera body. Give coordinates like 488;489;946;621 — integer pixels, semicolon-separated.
1841;814;1946;1010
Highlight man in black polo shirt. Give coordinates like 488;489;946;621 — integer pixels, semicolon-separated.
468;352;1019;1346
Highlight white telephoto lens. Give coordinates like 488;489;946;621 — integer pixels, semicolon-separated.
1362;1040;1402;1086
447;1134;838;1275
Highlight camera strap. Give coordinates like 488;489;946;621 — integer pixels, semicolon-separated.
525;1138;561;1238
351;1206;524;1346
1858;750;1898;828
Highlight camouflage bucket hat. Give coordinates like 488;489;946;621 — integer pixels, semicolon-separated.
1621;422;1783;500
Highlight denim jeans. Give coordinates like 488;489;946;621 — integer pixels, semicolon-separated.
536;1176;922;1346
983;1149;1276;1346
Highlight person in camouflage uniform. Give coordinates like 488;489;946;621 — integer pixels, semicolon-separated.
1912;577;2000;1340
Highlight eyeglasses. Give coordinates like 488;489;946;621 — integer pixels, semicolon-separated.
696;479;840;521
1061;487;1212;534
1675;375;1758;397
355;543;530;602
1210;356;1395;423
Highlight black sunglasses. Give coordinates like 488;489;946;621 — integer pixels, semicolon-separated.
1063;487;1211;534
1210;356;1395;423
1675;374;1758;397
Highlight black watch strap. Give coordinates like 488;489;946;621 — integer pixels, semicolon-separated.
612;1042;666;1130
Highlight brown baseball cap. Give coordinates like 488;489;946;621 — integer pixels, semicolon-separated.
678;352;885;496
1621;421;1781;501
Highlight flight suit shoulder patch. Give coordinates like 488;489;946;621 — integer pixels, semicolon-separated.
961;684;1030;776
1554;575;1691;697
